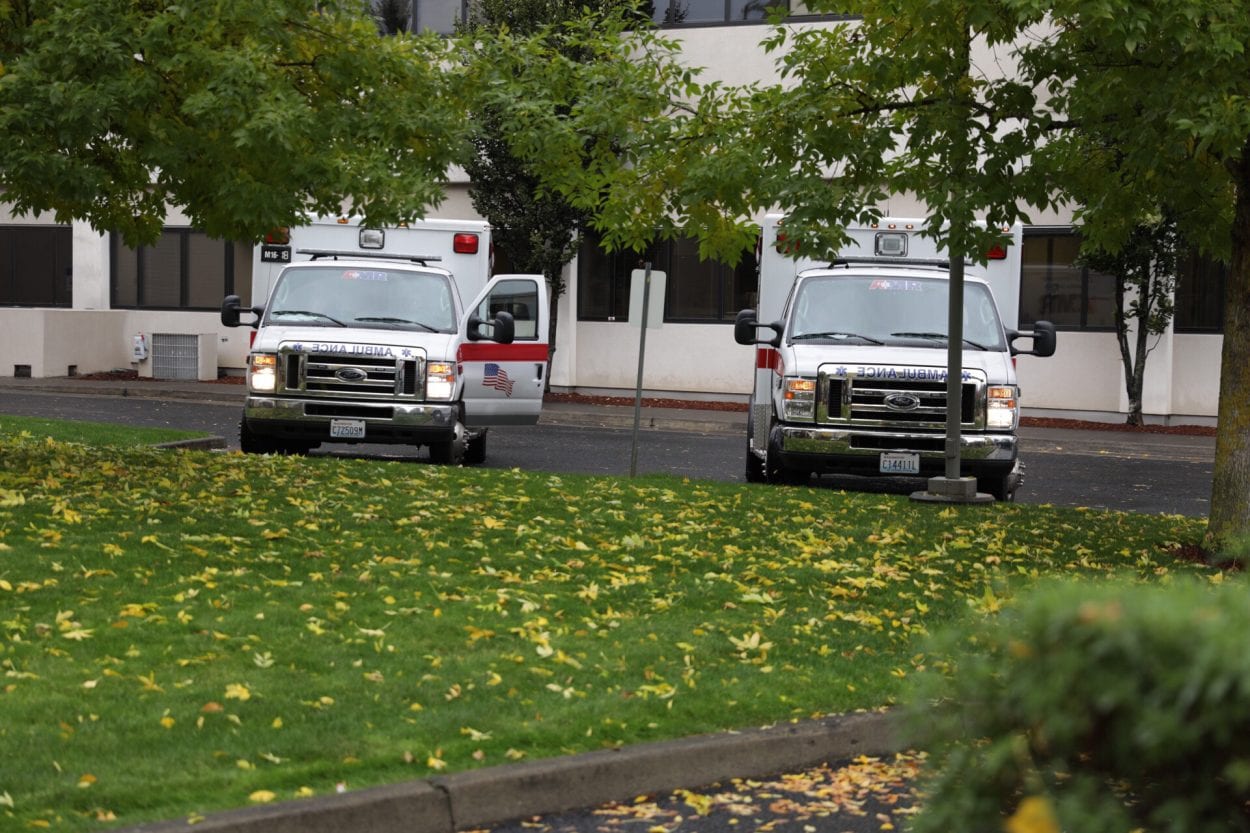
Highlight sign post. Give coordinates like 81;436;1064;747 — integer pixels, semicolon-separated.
629;265;666;477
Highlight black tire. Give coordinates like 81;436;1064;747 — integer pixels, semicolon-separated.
980;473;1013;502
239;417;278;455
464;431;487;465
763;436;808;485
745;408;767;483
428;430;466;466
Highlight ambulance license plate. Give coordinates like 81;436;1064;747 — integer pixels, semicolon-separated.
879;452;920;475
330;419;366;439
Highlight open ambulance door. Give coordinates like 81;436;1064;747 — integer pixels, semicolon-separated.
459;274;549;425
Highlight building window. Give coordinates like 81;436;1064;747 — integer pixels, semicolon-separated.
577;231;757;322
412;0;466;34
664;236;758;322
1018;229;1116;330
650;0;789;24
0;225;72;307
111;229;238;311
576;234;642;321
647;1;842;25
1174;250;1226;333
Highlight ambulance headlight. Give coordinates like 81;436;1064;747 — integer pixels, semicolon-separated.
987;385;1018;430
426;362;456;401
782;377;817;421
249;353;277;393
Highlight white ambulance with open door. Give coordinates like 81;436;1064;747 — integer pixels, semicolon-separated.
222;217;548;464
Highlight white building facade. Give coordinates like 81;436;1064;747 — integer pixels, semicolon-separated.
0;2;1226;424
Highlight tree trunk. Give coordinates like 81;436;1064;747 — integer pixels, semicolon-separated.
1206;139;1250;560
544;265;562;395
1113;272;1142;425
1130;310;1149;426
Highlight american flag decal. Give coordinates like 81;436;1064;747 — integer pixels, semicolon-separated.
483;363;514;397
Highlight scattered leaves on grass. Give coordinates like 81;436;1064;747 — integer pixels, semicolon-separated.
0;435;1214;831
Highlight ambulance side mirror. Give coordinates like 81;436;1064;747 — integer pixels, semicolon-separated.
1009;320;1057;358
221;295;263;329
468;311;515;344
734;309;782;348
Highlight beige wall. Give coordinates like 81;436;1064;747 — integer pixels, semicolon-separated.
0;308;250;379
571;321;754;396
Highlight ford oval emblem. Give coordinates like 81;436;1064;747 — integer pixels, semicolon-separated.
884;392;921;411
336;367;368;382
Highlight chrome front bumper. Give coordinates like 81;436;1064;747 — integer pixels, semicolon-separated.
775;424;1017;474
244;396;457;443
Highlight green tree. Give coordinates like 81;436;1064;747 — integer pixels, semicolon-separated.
0;0;466;246
1000;0;1247;555
1079;214;1182;427
458;0;647;388
462;8;759;260
369;0;410;34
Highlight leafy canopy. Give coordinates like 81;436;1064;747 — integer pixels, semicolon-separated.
0;0;468;246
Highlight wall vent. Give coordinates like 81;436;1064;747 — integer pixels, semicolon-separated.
150;333;207;380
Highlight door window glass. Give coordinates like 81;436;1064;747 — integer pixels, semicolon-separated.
479;278;539;339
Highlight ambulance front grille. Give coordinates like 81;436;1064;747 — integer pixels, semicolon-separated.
278;349;423;400
819;374;983;431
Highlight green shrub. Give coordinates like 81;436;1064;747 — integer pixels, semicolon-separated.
907;576;1250;833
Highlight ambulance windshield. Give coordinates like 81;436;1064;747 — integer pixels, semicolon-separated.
788;274;1006;350
265;266;458;333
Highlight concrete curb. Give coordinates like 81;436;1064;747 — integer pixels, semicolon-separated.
118;710;905;833
2;381;245;406
153;436;228;451
539;409;746;437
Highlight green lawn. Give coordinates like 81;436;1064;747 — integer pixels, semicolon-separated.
0;434;1215;830
0;414;212;448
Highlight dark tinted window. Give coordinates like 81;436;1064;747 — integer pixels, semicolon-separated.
577;231;757;322
1019;229;1115;330
0;225;72;307
112;229;236;311
1174;250;1226;333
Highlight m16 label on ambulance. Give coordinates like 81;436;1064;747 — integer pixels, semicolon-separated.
221;216;548;465
734;216;1056;501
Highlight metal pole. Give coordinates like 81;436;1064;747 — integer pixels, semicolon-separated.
629;262;653;478
945;256;965;481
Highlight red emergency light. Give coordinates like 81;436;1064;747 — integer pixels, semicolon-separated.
453;233;480;255
986;244;1008;260
264;228;290;245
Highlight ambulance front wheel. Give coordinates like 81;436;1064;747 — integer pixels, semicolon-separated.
979;464;1020;502
239;417;278;455
464;430;487;465
745;408;767;483
428;422;467;466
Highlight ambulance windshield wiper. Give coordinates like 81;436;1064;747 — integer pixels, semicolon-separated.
792;331;885;345
270;309;346;327
891;331;990;351
355;316;438;332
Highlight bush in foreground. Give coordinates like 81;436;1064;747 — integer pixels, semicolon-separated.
909;577;1250;833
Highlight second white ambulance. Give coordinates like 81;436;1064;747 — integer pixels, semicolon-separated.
734;215;1056;500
